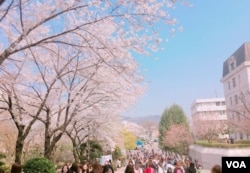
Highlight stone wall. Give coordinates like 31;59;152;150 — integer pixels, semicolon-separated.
188;145;250;169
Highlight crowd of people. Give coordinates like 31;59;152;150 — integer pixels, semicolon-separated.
121;149;222;173
0;148;222;173
59;160;116;173
122;149;194;173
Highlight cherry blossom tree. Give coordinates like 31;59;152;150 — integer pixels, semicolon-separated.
0;62;44;163
0;0;191;163
0;0;187;65
0;41;144;162
162;124;193;155
65;116;111;163
0;120;16;164
65;121;90;163
192;118;225;143
159;104;189;148
226;91;250;138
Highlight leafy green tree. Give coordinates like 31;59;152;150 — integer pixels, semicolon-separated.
80;140;103;162
159;104;190;151
122;129;137;150
112;145;122;160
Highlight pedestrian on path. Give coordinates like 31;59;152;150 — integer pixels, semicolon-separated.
103;164;114;173
90;162;103;173
125;164;134;173
210;164;222;173
185;162;196;173
61;164;70;173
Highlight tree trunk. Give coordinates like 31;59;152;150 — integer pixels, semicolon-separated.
72;145;80;163
44;132;53;160
15;137;24;164
15;127;24;164
44;118;53;160
44;123;64;160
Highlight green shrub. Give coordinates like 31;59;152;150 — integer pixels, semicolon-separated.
23;157;55;173
234;140;250;145
0;152;9;173
195;140;250;148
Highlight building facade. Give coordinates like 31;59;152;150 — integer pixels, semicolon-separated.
191;98;228;139
221;42;250;139
191;98;227;121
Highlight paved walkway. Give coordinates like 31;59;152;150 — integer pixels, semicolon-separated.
115;167;210;173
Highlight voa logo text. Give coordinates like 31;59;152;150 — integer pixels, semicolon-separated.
226;161;246;168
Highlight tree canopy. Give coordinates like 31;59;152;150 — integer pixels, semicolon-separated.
0;0;189;164
122;128;137;150
158;104;191;153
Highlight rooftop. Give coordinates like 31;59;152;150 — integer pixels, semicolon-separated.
222;42;250;77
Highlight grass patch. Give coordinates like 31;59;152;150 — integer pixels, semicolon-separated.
194;140;250;148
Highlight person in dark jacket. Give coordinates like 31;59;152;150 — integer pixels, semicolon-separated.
186;162;196;173
210;164;222;173
0;168;5;173
69;163;79;173
102;164;114;173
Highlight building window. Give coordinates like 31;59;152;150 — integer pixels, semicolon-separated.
228;81;231;90
228;57;236;72
232;78;236;88
234;95;238;105
231;113;234;120
230;62;235;71
230;97;233;106
238;74;241;86
237;114;241;121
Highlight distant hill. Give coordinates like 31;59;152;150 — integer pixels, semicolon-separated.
122;115;161;125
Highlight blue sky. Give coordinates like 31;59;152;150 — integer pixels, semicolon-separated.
124;0;250;118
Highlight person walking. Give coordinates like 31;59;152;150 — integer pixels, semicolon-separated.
69;163;79;173
61;164;70;173
102;164;114;173
210;164;222;173
185;162;196;173
125;164;135;173
89;162;103;173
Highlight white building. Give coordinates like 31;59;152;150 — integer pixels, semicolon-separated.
191;98;227;121
221;42;250;139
